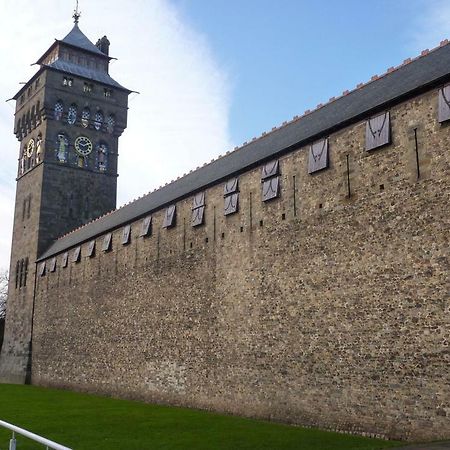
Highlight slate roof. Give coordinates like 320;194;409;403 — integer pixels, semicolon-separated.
59;24;108;58
38;41;450;261
42;60;129;91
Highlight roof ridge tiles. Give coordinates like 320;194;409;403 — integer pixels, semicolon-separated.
38;38;450;261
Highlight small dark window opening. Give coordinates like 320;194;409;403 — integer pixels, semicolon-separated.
23;258;28;287
189;242;193;249
319;203;323;209
221;232;225;239
240;226;244;232
27;195;31;219
379;184;385;191
205;237;209;243
19;259;24;288
259;220;263;227
281;213;286;220
15;261;20;289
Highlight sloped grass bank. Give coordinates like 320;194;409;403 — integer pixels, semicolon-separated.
0;384;402;449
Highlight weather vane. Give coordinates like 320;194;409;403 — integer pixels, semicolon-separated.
73;0;81;24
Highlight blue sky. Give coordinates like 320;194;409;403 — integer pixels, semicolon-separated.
174;0;437;145
0;0;448;269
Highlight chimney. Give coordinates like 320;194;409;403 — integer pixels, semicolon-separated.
96;36;110;56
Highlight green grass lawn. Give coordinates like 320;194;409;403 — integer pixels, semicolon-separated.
0;384;403;450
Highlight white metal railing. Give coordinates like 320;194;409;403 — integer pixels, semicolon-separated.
0;419;72;450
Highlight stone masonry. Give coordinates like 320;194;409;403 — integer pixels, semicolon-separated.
32;85;449;441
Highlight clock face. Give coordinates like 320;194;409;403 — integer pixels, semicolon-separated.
26;139;35;158
74;136;93;156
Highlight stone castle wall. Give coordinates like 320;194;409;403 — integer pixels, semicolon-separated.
32;86;449;440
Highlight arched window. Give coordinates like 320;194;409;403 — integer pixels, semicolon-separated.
19;145;26;175
106;114;115;134
36;100;41;120
24;144;32;171
67;192;74;218
81;108;90;128
94;110;103;131
67;104;77;125
96;142;108;172
54;101;64;120
31;105;36;125
26;111;31;129
55;133;69;163
36;133;43;163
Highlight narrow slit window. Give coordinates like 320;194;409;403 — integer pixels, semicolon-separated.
23;258;28;286
15;260;20;289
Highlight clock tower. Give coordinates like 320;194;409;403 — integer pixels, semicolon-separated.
0;14;130;383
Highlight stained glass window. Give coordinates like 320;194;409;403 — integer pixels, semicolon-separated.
94;111;103;130
106;115;115;134
56;133;69;163
54;101;63;121
97;142;108;172
81;108;90;128
36;134;42;164
67;104;77;125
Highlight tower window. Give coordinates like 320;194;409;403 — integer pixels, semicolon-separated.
106;114;115;134
36;133;42;164
23;258;29;287
63;77;73;87
15;261;20;289
19;259;24;288
94;110;103;131
36;100;41;120
81;108;90;128
54;101;64;121
104;88;113;98
83;82;93;93
67;104;77;125
55;133;69;163
96;142;108;172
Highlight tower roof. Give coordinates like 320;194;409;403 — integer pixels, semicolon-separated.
58;23;108;57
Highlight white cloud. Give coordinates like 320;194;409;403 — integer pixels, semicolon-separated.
0;0;233;270
409;0;450;51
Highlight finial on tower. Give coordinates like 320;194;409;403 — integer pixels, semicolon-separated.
73;0;81;24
